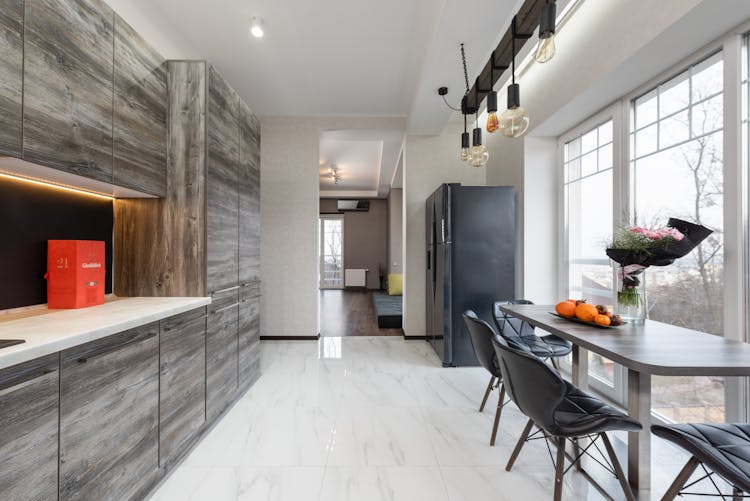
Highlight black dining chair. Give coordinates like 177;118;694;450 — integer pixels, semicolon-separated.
462;310;508;446
493;300;572;369
652;423;750;500
491;334;642;501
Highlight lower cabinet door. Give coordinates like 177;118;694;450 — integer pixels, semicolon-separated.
239;283;260;392
207;290;239;422
159;307;206;470
0;354;59;501
59;323;159;501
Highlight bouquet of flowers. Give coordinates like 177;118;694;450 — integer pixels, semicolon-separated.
606;218;713;315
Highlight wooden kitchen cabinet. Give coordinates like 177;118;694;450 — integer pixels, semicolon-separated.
0;0;23;157
159;307;207;469
23;0;115;184
59;323;159;501
113;14;167;196
239;100;261;285
207;288;239;422
206;66;240;293
0;353;59;501
239;281;261;392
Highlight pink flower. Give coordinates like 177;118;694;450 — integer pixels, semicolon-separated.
656;227;684;241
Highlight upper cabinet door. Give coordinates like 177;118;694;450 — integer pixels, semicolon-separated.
0;0;23;157
206;66;240;293
239;101;260;284
23;0;114;184
113;14;167;196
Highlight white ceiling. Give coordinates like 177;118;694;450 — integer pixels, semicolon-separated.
319;129;404;198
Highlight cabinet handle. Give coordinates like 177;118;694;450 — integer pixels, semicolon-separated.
211;302;240;315
0;369;56;397
212;285;240;295
77;331;157;363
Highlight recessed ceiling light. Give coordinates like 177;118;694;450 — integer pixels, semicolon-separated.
250;17;264;38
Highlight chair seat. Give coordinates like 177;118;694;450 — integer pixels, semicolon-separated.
551;381;642;437
652;423;750;494
525;334;573;359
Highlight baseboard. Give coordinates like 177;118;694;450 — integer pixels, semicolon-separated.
260;334;321;341
403;334;427;340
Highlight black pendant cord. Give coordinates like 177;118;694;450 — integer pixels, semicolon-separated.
461;43;470;95
511;17;517;85
464;113;467;134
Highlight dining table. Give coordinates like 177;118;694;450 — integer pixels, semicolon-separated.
496;303;750;495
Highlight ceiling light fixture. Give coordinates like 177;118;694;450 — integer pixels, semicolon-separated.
535;1;556;64
469;102;488;167
250;17;264;38
485;50;500;133
499;17;530;139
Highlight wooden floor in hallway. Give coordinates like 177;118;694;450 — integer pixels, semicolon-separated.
319;289;402;337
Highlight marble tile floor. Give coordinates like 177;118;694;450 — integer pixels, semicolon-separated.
148;337;725;501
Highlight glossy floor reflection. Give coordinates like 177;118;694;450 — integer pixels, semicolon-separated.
148;337;708;501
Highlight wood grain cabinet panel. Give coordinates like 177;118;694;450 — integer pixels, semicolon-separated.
59;323;159;501
113;14;167;196
207;289;239;422
206;66;240;293
239;282;261;392
23;0;114;183
0;354;59;501
239;101;260;284
0;0;23;157
159;307;206;469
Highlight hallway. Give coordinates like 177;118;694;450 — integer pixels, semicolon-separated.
319;290;402;337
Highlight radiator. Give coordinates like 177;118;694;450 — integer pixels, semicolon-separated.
344;269;368;287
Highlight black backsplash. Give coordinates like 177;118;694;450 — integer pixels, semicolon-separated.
0;176;113;309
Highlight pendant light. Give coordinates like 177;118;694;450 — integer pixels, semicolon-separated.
499;18;530;138
485;51;499;133
535;1;556;64
460;110;471;162
470;105;489;167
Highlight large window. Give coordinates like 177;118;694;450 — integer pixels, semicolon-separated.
630;52;725;422
564;119;619;392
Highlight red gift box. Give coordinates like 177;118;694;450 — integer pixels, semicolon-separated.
46;240;106;309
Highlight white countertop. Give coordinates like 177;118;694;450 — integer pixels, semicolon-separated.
0;296;211;370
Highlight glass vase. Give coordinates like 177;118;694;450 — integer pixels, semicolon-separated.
616;267;647;324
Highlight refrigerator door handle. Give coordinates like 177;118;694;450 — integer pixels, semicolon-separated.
427;249;431;270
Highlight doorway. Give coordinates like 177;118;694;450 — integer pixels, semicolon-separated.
319;215;344;289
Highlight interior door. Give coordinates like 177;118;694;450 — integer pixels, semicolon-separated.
319;216;344;289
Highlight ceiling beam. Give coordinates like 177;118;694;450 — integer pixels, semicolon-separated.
464;0;547;112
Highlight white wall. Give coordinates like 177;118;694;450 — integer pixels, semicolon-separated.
403;121;486;338
260;118;320;337
388;188;403;274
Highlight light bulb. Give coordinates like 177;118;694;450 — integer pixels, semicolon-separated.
250;17;264;38
460;147;471;162
535;35;555;63
499;107;530;138
469;144;488;167
486;112;499;133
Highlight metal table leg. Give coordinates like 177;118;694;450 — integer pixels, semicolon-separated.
627;369;651;492
571;345;589;390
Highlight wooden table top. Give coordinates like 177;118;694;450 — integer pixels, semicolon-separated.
497;304;750;376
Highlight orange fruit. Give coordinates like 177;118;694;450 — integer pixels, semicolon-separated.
575;303;598;322
555;300;576;318
594;314;611;326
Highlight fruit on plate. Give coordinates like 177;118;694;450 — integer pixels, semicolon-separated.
575;302;598;322
555;300;576;318
610;314;624;326
594;314;611;326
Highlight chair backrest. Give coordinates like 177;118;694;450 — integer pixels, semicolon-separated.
491;335;567;432
493;300;536;352
462;310;502;377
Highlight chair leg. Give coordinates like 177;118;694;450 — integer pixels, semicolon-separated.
571;437;583;472
489;383;506;446
661;456;700;501
734;486;743;501
479;376;496;412
506;418;535;471
553;436;566;501
600;432;636;501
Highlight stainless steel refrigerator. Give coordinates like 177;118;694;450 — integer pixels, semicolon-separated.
426;184;516;366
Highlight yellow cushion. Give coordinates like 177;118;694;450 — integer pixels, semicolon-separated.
388;274;403;296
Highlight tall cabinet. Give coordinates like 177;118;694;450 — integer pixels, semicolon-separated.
114;60;261;421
